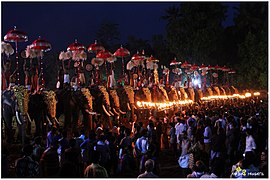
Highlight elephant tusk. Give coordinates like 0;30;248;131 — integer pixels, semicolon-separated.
86;109;98;115
133;104;137;110
109;110;114;116
113;108;120;116
102;105;111;117
16;111;22;125
46;115;52;126
54;117;59;124
127;103;131;111
119;109;126;114
26;112;32;123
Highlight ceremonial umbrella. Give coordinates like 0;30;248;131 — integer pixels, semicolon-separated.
190;64;199;71
67;39;85;52
114;45;130;76
30;36;51;86
4;26;28;84
67;39;86;86
214;65;223;71
88;40;105;53
199;64;208;70
181;61;191;69
96;50;113;84
170;57;181;66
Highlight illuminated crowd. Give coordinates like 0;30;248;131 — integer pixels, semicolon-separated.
1;94;267;178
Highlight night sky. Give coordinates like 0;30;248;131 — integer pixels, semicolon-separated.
2;2;238;53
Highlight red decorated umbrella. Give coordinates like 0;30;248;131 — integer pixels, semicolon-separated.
190;64;198;71
207;65;215;70
221;66;230;72
199;64;208;70
131;51;145;61
67;39;85;52
181;61;191;68
228;69;236;74
96;50;113;84
147;55;159;62
30;37;51;52
88;40;105;53
214;65;223;71
96;50;113;59
4;26;28;43
170;57;181;66
114;45;130;76
4;26;28;85
30;36;52;87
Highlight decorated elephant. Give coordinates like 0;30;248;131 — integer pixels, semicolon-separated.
55;86;93;132
152;85;169;103
114;85;136;126
206;87;214;97
166;86;179;101
28;89;59;137
89;85;114;129
108;89;126;121
2;85;28;144
179;87;188;100
213;86;221;96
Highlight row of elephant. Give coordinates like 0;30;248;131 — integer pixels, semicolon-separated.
2;84;238;142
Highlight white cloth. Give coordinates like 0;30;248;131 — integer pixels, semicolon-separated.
135;136;149;154
203;126;212;144
64;74;70;83
245;135;256;152
175;123;186;144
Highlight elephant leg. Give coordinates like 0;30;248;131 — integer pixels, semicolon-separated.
64;111;72;130
16;114;26;144
26;118;32;136
72;111;79;132
2;105;14;143
34;117;42;137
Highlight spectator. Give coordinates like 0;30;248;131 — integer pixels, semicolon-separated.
62;138;83;177
137;159;158;178
259;151;267;178
15;144;39;177
32;136;45;162
95;134;111;172
135;129;149;173
80;130;97;167
245;128;256;153
168;122;177;156
187;160;206;178
84;150;108;177
40;140;60;177
203;118;212;155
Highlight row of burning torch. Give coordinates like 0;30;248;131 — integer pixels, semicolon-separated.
136;92;261;111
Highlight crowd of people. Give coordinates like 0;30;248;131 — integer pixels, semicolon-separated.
2;95;268;178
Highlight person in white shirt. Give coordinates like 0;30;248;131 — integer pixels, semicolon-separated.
245;129;256;153
175;117;186;152
203;118;212;155
135;129;149;173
